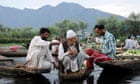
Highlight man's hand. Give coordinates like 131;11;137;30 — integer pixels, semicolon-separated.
89;56;94;59
68;49;73;55
68;49;77;56
95;50;101;54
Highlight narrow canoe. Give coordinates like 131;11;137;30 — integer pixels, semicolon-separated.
96;59;140;72
58;62;92;80
59;70;92;80
117;55;140;59
0;49;27;57
0;56;50;77
0;65;51;77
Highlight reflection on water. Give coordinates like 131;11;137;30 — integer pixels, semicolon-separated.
0;74;51;84
14;74;51;84
1;57;140;84
85;76;94;84
0;77;14;84
97;69;140;84
59;75;94;84
97;69;129;84
121;71;140;84
0;72;94;84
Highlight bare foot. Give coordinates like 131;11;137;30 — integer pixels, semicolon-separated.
79;69;84;74
16;64;25;68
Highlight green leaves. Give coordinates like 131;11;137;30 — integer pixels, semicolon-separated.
96;13;140;42
49;19;87;38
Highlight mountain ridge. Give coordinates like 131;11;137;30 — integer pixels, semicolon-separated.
0;2;125;31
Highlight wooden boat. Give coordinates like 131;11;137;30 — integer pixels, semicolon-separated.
0;64;51;77
0;49;27;57
117;55;140;60
95;59;140;72
59;70;92;80
58;62;92;80
0;56;50;77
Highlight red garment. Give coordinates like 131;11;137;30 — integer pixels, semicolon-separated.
86;48;112;63
9;46;20;51
94;53;112;63
86;48;94;70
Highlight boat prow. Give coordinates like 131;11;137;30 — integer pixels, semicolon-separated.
0;65;51;77
0;56;51;77
95;59;140;72
0;49;27;57
59;70;92;80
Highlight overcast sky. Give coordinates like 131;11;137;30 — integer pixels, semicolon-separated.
0;0;139;17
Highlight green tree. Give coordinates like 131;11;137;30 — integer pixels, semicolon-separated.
48;26;60;39
79;21;87;33
97;16;123;38
125;12;140;35
55;19;87;38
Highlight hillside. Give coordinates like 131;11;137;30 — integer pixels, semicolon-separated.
0;2;124;31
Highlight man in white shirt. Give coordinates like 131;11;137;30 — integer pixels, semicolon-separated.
58;30;91;74
131;36;140;49
124;36;134;49
21;28;55;70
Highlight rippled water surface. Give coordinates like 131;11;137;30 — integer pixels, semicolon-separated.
0;57;140;84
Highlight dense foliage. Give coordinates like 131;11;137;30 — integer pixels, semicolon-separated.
0;20;87;43
96;13;140;42
0;26;38;43
0;13;139;43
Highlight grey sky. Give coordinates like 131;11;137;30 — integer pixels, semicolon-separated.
0;0;139;17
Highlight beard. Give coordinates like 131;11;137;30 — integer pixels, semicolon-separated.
41;36;47;41
101;32;105;36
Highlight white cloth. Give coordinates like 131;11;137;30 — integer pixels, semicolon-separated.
66;30;77;39
51;40;60;54
124;39;134;49
133;40;140;49
26;36;54;69
58;43;89;61
70;57;78;72
58;43;90;72
95;37;102;43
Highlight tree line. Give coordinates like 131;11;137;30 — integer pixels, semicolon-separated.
0;20;87;43
0;12;139;43
97;13;140;42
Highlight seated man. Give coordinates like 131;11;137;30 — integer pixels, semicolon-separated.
17;28;55;70
58;30;92;74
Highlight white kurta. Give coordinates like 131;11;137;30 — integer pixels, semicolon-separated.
124;39;134;49
133;40;140;49
58;43;90;72
26;36;54;69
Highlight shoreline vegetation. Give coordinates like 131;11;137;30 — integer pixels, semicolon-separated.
0;13;140;44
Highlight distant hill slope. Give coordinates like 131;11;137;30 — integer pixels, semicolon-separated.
0;2;124;31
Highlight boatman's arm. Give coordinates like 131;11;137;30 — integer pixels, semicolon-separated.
58;43;69;61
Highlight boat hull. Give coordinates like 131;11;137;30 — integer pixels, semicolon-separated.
0;49;27;57
96;60;140;72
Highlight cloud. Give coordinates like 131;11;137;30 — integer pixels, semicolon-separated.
93;5;130;17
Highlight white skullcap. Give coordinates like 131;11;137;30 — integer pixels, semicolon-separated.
66;30;77;39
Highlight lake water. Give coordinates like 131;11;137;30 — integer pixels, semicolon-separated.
0;57;140;84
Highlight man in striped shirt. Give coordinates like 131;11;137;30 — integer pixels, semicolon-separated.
94;24;116;59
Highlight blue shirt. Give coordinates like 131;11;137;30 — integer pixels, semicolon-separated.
100;31;116;59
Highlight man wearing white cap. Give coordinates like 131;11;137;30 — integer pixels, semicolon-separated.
58;30;91;74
